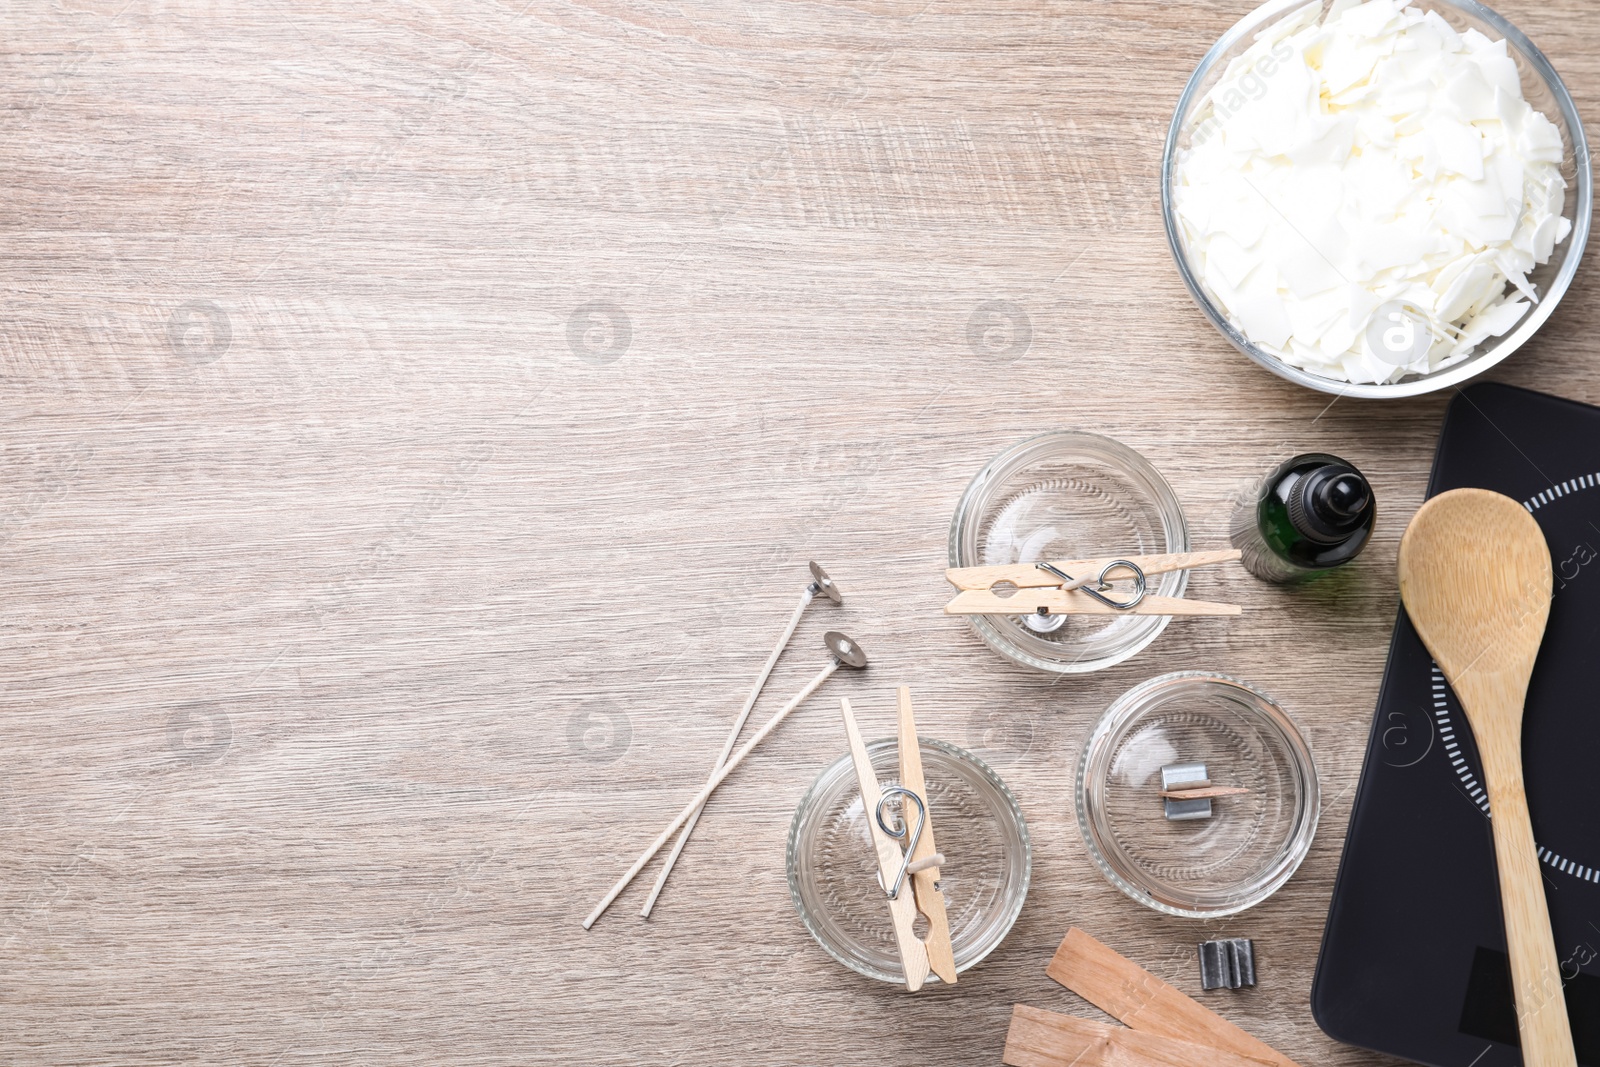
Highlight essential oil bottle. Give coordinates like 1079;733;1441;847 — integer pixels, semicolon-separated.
1231;454;1375;583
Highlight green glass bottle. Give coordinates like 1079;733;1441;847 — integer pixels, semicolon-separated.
1230;453;1375;583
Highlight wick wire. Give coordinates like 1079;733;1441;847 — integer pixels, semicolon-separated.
639;585;815;917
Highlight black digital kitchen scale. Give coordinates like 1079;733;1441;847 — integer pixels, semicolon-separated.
1314;383;1600;1066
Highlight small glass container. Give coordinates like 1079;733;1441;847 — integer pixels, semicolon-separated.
949;431;1191;674
787;738;1030;985
1075;672;1319;918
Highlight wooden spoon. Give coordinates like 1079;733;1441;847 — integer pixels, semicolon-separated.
1398;488;1575;1067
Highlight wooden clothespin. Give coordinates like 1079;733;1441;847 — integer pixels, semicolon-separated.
838;688;957;991
944;549;1243;619
897;686;956;986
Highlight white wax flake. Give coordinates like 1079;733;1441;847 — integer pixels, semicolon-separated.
1173;0;1573;384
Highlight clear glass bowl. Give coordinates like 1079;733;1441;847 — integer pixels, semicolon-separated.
1075;672;1319;918
787;738;1030;985
1162;0;1593;398
948;431;1190;674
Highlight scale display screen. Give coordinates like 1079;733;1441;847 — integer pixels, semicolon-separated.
1315;383;1600;1067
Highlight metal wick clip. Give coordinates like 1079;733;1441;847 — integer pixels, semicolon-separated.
1160;761;1251;821
942;549;1244;619
838;686;957;992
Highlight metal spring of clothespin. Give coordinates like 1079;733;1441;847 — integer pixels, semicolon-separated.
873;788;948;899
1035;559;1148;610
874;787;925;899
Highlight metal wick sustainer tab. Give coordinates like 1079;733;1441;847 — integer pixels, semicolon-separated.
1162;762;1214;821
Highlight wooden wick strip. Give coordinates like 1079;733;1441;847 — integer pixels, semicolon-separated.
1046;928;1303;1067
1004;1005;1271;1067
1158;785;1251;800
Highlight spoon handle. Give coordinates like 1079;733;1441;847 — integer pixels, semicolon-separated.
1481;744;1577;1067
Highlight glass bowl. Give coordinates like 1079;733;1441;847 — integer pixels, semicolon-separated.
1075;672;1319;918
787;738;1030;985
1162;0;1592;398
948;431;1190;674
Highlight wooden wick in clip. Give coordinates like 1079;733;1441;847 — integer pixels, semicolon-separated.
1160;762;1248;821
1157;784;1251;800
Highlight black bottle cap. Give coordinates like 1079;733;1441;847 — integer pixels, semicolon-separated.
1287;462;1373;544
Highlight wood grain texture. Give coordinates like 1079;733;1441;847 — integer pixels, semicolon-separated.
1004;1004;1269;1067
0;0;1597;1063
1048;928;1301;1067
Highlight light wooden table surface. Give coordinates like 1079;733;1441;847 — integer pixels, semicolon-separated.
2;1;1597;1064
